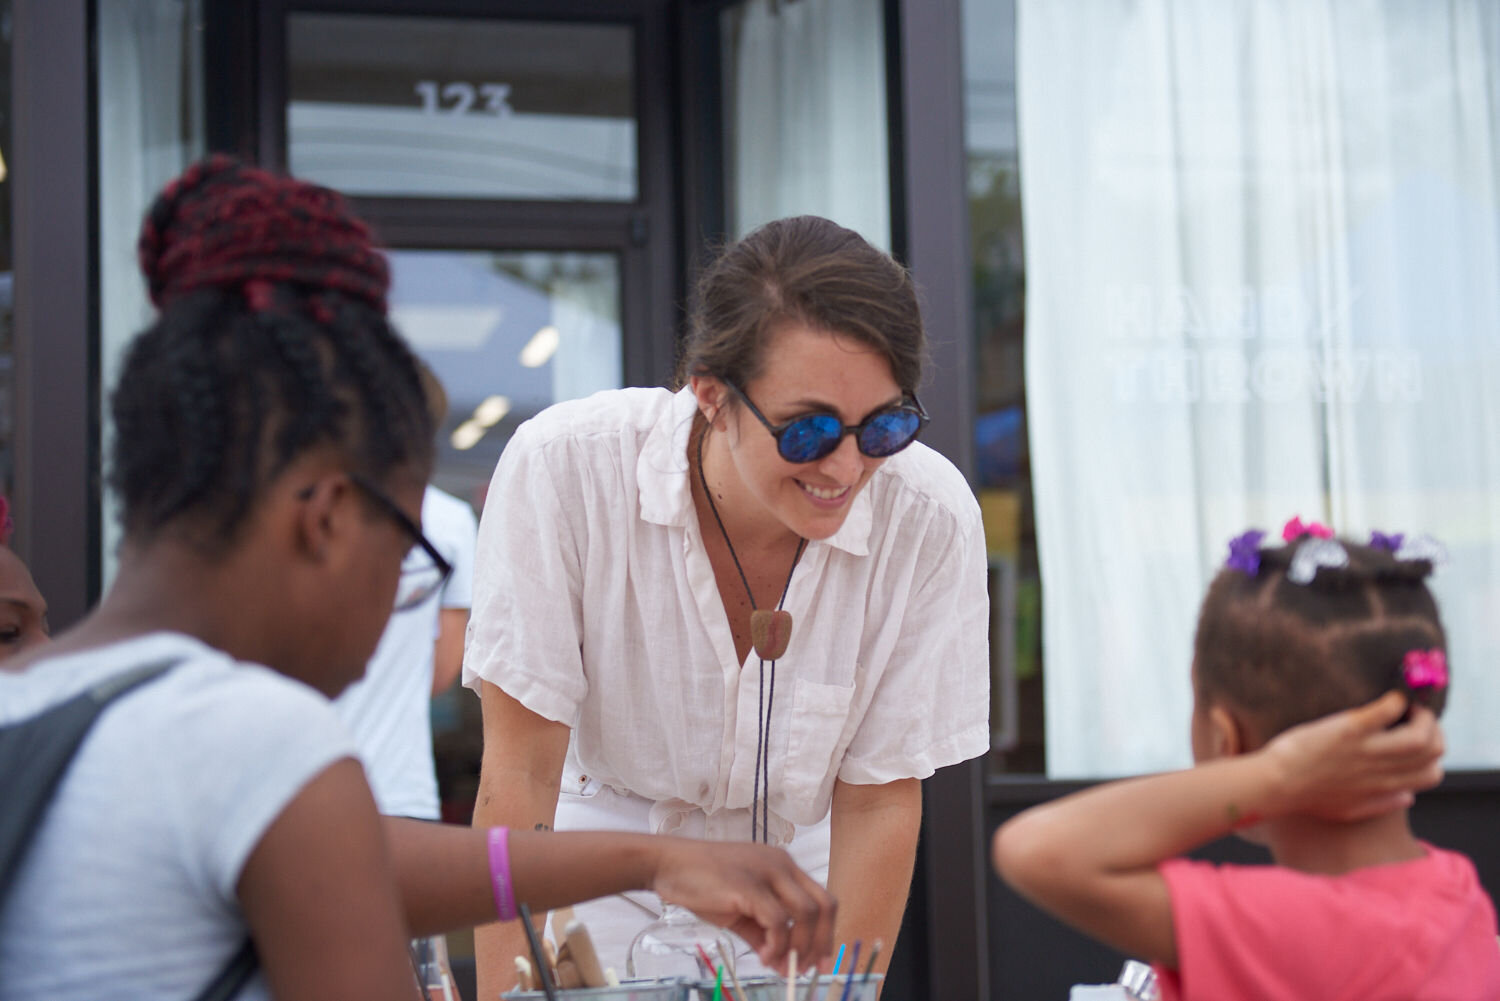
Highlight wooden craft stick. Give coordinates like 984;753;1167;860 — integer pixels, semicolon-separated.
565;919;609;988
717;940;749;1001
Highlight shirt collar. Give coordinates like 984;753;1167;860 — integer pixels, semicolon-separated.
635;385;872;556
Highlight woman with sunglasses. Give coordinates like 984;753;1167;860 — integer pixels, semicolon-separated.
0;161;833;1000
468;215;992;992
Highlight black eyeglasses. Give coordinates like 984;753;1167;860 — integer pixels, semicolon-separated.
348;474;454;612
725;382;929;464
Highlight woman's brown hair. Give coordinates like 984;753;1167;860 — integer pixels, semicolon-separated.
675;216;927;396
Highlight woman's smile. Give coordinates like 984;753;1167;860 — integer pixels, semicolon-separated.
796;478;853;506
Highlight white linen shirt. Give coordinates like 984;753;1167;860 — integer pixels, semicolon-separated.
464;386;989;847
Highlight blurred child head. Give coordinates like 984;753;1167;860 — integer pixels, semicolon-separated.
1192;521;1446;759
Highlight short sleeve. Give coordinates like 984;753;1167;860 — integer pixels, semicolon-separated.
1160;858;1360;1001
462;422;588;725
839;488;991;784
162;668;357;901
429;489;478;611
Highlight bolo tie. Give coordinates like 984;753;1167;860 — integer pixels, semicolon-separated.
696;425;807;843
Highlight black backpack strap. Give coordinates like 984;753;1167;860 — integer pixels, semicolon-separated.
189;938;258;1001
0;655;262;1001
0;658;181;900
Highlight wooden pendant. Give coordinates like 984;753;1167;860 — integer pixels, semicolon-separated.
750;608;794;660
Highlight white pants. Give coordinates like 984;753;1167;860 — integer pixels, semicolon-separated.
550;782;832;978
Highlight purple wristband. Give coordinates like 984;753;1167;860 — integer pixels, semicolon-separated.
487;826;517;922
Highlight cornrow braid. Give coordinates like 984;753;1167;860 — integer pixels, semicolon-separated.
109;157;431;548
1194;537;1448;738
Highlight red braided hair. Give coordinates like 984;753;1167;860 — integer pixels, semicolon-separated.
136;154;389;315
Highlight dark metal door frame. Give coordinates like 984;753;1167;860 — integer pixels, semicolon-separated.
11;0;99;630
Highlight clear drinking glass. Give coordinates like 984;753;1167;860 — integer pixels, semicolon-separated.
626;904;736;982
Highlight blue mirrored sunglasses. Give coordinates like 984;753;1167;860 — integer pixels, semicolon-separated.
726;382;929;463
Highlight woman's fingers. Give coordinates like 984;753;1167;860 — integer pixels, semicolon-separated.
758;862;835;967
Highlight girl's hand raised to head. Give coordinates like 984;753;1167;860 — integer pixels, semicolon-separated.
1264;692;1446;821
649;837;837;970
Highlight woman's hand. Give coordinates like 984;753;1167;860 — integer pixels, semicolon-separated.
1264;691;1445;821
650;838;837;970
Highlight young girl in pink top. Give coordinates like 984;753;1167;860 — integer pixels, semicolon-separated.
993;519;1500;1000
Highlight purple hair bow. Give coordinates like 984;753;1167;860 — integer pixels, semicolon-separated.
1225;529;1266;575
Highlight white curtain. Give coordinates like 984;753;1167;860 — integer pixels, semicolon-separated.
722;0;891;250
550;267;622;405
1018;0;1500;776
97;0;205;585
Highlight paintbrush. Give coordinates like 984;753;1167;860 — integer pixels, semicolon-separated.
696;942;718;980
716;940;749;1001
517;903;559;1001
835;941;862;1001
859;939;882;987
800;966;821;1001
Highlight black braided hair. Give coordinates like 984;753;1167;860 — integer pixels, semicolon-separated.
109;156;432;548
1195;536;1448;739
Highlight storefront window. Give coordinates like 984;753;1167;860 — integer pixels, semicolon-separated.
288;14;637;202
1012;2;1500;776
961;0;1043;772
96;0;206;585
720;0;890;249
387;249;623;508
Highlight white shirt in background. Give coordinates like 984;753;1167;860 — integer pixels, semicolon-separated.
336;484;477;820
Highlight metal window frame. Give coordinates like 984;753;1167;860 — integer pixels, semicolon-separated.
11;0;99;629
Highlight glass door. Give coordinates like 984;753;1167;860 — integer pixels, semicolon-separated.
260;1;680;493
258;0;679;860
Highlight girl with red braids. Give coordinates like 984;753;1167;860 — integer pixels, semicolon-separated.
0;157;832;1001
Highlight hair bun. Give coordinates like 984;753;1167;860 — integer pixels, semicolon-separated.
136;154;389;314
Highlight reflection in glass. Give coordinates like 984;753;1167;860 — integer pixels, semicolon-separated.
386;250;622;507
961;0;1044;773
96;0;206;588
288;14;636;200
719;0;890;249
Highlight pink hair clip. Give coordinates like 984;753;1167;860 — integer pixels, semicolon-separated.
0;494;11;546
1402;649;1448;691
1282;515;1333;541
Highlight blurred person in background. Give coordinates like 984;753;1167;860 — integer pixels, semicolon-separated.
335;364;478;820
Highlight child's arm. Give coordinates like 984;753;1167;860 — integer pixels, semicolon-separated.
382;819;836;967
990;693;1443;966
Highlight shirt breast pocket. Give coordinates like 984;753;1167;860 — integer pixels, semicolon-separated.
780;677;856;815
